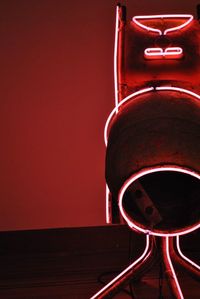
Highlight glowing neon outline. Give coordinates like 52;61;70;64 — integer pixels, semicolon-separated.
90;235;150;299
104;87;154;146
118;166;200;237
144;47;183;59
155;86;200;100
105;86;200;146
165;236;184;299
106;185;111;224
114;5;120;111
132;14;193;35
176;235;200;270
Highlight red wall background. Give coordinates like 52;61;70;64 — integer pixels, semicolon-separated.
0;0;199;231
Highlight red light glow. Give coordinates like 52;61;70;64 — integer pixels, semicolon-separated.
176;235;200;270
106;185;112;224
165;236;184;299
99;7;200;298
114;5;120;111
144;47;183;59
104;87;154;146
132;14;193;35
90;235;150;299
105;86;200;146
118;166;200;237
155;86;200;100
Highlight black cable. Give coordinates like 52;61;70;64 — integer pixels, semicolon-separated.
96;229;138;298
158;261;165;299
129;279;138;299
97;270;133;297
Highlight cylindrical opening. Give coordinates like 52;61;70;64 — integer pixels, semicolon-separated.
119;167;200;236
106;90;200;234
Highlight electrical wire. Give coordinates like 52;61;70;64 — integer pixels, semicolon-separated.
97;270;134;297
96;230;138;298
158;262;165;299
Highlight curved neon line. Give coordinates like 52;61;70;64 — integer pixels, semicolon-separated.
106;185;111;224
90;235;150;299
145;47;163;56
133;16;161;35
144;47;183;58
114;5;120;111
176;235;200;270
118;166;200;237
165;47;183;54
132;14;193;36
165;15;193;35
104;86;200;146
104;87;154;146
155;86;200;100
165;236;184;299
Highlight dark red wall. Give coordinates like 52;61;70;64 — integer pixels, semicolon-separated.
0;0;198;231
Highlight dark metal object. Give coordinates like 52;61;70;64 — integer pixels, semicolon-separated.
106;91;200;234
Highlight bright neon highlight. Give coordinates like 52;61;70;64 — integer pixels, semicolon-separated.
144;47;183;59
104;87;154;146
165;236;184;299
90;235;150;299
114;5;120;111
156;86;200;100
176;235;200;270
118;166;200;237
106;185;112;224
132;14;193;35
105;86;200;146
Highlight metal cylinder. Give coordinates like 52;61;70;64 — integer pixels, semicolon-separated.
106;90;200;235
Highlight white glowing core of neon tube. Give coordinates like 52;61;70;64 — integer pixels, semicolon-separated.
144;47;183;59
114;5;120;111
176;235;200;270
90;235;150;299
104;86;200;146
118;166;200;237
132;14;193;35
106;185;111;224
104;87;154;146
155;86;200;100
165;237;184;299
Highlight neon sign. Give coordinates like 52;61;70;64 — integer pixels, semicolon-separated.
91;6;200;298
105;86;200;146
118;166;200;237
104;87;154;146
144;47;183;59
132;14;193;35
114;5;120;110
106;185;111;223
132;14;193;60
